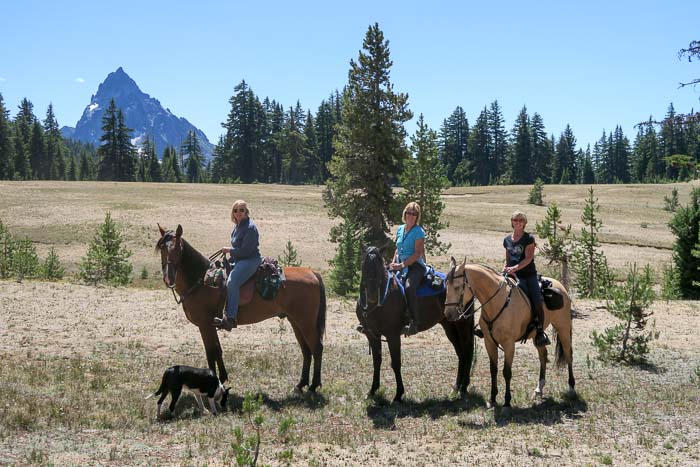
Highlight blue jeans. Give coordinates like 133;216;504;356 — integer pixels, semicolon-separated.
225;255;261;320
517;274;543;305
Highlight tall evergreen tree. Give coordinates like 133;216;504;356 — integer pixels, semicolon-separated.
144;136;161;182
96;100;135;181
43;104;65;179
14;98;35;179
668;188;700;299
29;120;46;179
612;125;631;182
488;100;508;182
281;102;306;184
0;94;15;179
399;114;450;255
181;130;204;183
315;96;339;182
553;125;577;184
303;110;320;183
510;106;532;184
467;108;490;186
530;112;551;183
324;23;412;251
439;106;469;185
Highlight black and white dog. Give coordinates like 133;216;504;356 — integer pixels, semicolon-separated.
147;365;230;417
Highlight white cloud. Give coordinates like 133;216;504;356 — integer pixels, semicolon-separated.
75;77;85;83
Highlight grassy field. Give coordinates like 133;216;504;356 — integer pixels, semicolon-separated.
1;180;699;465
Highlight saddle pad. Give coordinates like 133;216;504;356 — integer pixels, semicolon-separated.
394;270;446;298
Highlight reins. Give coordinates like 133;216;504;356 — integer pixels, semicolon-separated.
165;242;224;305
360;268;392;316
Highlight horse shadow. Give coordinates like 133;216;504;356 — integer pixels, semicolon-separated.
225;390;328;414
366;392;487;430
463;394;589;427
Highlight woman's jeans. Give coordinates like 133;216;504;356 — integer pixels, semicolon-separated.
405;263;426;324
517;274;543;305
225;255;261;320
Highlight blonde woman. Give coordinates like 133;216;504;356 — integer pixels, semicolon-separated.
389;201;426;336
213;200;261;331
503;210;550;347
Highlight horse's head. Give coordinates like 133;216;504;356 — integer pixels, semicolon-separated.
360;246;388;308
444;257;473;321
156;223;184;288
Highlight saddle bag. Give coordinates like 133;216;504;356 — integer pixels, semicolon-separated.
255;257;284;301
539;276;564;310
204;260;227;288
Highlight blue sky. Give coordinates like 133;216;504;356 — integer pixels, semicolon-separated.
1;0;699;151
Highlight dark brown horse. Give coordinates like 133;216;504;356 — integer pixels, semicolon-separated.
357;247;475;402
156;225;326;391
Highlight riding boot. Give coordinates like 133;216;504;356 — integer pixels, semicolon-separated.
213;316;237;331
402;298;420;336
533;301;550;347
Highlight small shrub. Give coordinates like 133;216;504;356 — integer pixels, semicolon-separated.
329;219;362;296
663;188;680;212
0;220;15;279
12;237;40;282
591;263;659;365
278;239;302;267
661;264;681;300
640;222;648;229
79;212;133;286
40;247;65;280
230;392;264;466
527;178;545;206
140;265;149;280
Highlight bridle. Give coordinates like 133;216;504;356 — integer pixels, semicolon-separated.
359;254;391;316
159;233;200;305
445;265;515;346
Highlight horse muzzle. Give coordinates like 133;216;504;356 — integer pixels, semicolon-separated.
444;306;461;321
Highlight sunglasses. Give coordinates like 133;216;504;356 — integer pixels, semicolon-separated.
233;208;247;213
406;211;418;216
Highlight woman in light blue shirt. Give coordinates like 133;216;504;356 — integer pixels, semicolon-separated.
389;201;426;336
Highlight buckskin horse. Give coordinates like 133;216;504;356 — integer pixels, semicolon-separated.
443;258;575;412
357;246;475;402
156;224;326;392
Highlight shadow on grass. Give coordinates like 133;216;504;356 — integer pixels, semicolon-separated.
366;391;487;430
226;390;328;413
482;393;589;427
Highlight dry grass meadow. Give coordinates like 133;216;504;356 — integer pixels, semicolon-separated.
1;180;699;465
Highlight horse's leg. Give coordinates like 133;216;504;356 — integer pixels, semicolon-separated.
502;342;515;410
309;337;324;392
368;335;382;397
440;322;464;394
289;322;312;392
386;335;404;403
459;315;475;395
553;313;576;397
534;344;548;399
485;335;499;409
199;325;228;383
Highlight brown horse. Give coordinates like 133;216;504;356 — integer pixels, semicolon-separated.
156;225;326;392
357;247;475;402
444;258;575;412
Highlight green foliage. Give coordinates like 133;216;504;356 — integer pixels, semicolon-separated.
79;212;133;286
39;247;64;280
571;187;612;298
667;188;700;298
278;239;302;267
97;99;136;181
0;219;14;279
527;178;545;205
329;219;362;296
140;265;149;280
591;263;658;365
535;201;572;287
399;114;451;255
661;263;682;300
229;393;263;466
11;237;39;282
324;23;412;251
182;130;204;183
663;188;680;212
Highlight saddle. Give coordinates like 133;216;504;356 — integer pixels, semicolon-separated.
203;255;285;306
394;266;446;298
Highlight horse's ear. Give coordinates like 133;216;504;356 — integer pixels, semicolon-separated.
450;257;457;269
158;223;165;236
462;257;467;267
175;224;183;238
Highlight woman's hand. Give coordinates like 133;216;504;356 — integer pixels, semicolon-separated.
503;265;516;275
223;247;231;254
389;262;404;271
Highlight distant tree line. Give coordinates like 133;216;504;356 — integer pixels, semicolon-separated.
0;66;698;185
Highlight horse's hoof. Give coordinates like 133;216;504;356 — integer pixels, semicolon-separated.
566;388;577;399
486;401;495;410
500;406;511;417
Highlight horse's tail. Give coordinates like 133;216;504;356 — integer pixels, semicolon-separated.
314;272;327;346
554;325;570;368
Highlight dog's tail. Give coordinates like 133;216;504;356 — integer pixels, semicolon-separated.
145;371;168;400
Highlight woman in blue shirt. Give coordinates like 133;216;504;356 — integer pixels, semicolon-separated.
214;200;262;331
389;202;426;336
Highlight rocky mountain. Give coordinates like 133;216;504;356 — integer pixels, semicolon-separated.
61;67;214;158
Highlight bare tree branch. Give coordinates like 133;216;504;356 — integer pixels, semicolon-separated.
679;40;700;88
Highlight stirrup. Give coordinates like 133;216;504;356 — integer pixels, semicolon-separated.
213;317;236;331
535;330;551;347
474;327;484;338
402;322;418;337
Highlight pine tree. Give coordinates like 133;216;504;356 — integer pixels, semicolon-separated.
535;201;572;289
527;179;545;206
79;212;133;286
329;218;362;295
510;106;532;184
488;100;508;182
281;103;306;184
303;110;320;183
438;106;469;185
0;220;14;279
97;100;135;181
530;112;551;183
12;237;40;282
553;125;577;184
182;130;204;183
278;239;302;267
39;247;65;280
315;96;340;182
324;23;412;253
467;108;490;186
591;263;658;365
571;187;611;298
13;98;34;180
399;114;451;255
667;188;700;298
581;146;595;184
44;104;65;180
0;93;15;179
